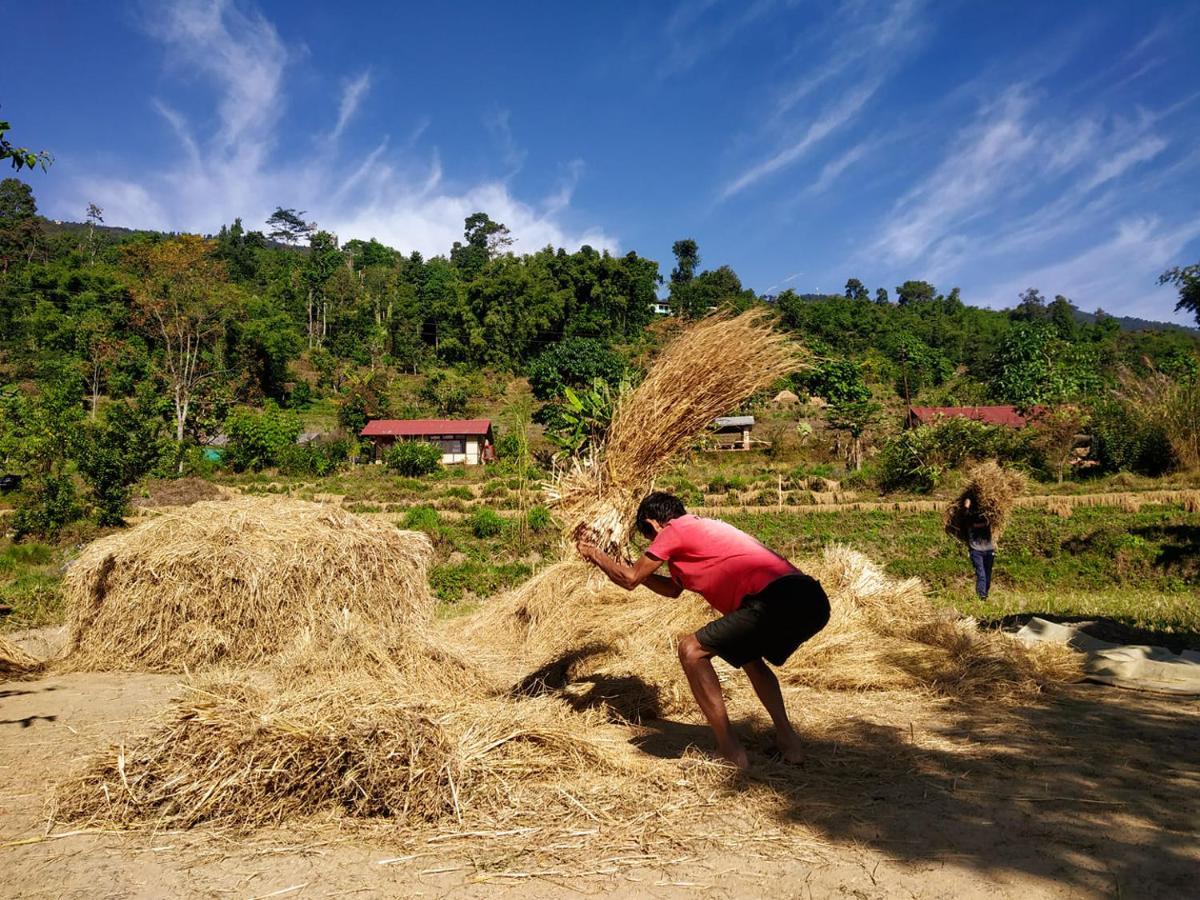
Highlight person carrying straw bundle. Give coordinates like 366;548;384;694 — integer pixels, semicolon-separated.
577;490;829;770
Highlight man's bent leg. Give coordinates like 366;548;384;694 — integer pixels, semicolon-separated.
743;659;804;764
677;633;748;770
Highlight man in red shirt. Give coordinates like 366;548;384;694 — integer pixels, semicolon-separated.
577;491;829;770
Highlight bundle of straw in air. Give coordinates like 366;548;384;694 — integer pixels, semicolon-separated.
61;496;435;672
0;633;42;677
944;460;1026;542
547;309;800;553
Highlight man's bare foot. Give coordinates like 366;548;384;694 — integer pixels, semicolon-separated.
717;742;750;771
774;730;805;764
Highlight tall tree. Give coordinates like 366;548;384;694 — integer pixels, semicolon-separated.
875;287;889;304
895;280;936;306
450;212;512;277
670;239;700;285
265;207;314;246
303;230;343;348
1160;264;1200;325
124;235;233;468
85;202;104;264
1014;287;1047;321
844;278;868;302
0;177;42;271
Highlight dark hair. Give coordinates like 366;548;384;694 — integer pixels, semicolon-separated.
635;491;686;539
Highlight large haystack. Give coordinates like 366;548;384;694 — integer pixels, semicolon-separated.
61;496;435;672
548;309;800;552
944;460;1026;542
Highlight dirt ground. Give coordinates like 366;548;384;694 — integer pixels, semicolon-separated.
2;648;1197;900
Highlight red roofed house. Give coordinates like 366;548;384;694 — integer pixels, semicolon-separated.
906;406;1038;429
360;419;495;465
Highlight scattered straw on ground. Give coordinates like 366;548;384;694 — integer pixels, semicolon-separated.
0;633;42;676
131;477;228;509
453;546;1081;724
60;496;434;672
944;460;1026;541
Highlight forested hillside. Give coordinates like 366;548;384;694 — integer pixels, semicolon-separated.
2;173;1199;535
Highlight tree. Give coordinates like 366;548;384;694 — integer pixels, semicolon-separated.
875;287;889;304
895;280;936;306
0;177;42;271
827;398;883;470
450;212;512;277
303;230;343;348
265;207;314;246
125;235;233;469
670;239;700;285
85;202;104;264
76;308;122;418
1030;405;1089;483
526;337;628;401
1160;264;1200;325
1014;287;1047;322
0;116;52;171
844;278;868;302
1048;294;1078;339
795;359;870;405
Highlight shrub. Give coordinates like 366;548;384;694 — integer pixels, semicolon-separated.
225;402;302;472
878;417;1031;492
441;485;474;501
481;480;509;497
469;506;505;538
526;338;629;401
276;439;352;477
384;441;442;477
495;433;521;459
526;505;553;532
12;473;83;541
402;505;440;531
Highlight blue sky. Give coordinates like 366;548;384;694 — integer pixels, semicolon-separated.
7;0;1200;321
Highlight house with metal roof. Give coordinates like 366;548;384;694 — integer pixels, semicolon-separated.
360;419;495;465
713;415;755;450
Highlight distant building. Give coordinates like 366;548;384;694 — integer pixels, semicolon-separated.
906;406;1037;429
713;415;754;450
652;300;672;316
360;418;495;465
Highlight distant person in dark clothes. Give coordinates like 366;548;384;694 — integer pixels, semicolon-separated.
963;497;995;599
576;491;830;770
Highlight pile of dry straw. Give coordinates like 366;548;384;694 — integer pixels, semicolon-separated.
461;317;1076;720
51;311;1077;851
944;460;1027;542
0;633;42;676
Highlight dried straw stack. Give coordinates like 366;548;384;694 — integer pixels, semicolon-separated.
61;496;435;672
456;546;1080;722
0;633;42;677
547;309;800;553
944;460;1026;542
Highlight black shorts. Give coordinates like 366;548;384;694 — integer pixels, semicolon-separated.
695;573;830;668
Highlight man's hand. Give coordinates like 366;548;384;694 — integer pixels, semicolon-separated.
576;535;600;564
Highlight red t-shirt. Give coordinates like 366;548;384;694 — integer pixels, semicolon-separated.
646;514;798;614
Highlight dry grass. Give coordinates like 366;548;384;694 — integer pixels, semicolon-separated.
60;496;434;672
0;633;42;676
944;460;1026;541
548;310;801;553
454;546;1081;723
131;477;227;508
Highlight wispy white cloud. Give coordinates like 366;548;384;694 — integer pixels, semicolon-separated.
874;89;1038;264
720;77;884;200
73;0;612;257
804;140;873;195
1082;135;1167;191
659;0;778;78
718;0;926;202
484;108;527;175
331;71;371;141
977;217;1200;319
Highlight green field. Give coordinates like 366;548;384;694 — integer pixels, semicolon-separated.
5;470;1198;650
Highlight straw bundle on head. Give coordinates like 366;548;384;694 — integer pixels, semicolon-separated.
944;460;1026;542
548;309;800;553
62;496;435;672
0;634;42;677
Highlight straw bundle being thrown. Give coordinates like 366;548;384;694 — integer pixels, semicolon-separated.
548;309;802;553
944;460;1026;542
61;496;435;672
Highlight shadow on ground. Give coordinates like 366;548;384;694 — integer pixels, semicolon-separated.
632;685;1198;897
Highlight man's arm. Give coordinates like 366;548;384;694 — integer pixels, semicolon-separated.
577;542;683;598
